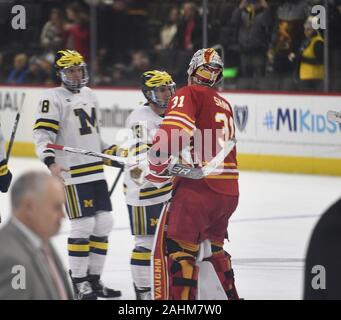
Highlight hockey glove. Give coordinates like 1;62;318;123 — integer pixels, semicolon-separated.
103;145;127;168
0;161;12;193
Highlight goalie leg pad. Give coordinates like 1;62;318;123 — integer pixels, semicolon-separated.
205;242;239;300
166;238;199;300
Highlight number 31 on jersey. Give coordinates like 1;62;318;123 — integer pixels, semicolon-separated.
170;95;185;109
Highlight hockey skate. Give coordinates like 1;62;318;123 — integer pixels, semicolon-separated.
134;283;152;300
69;271;97;300
88;274;121;299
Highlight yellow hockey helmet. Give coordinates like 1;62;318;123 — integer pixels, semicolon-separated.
54;49;89;90
141;70;176;108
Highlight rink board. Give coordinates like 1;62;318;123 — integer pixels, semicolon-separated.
1;85;341;175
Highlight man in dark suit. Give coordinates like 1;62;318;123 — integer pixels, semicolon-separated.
0;171;73;300
304;197;341;299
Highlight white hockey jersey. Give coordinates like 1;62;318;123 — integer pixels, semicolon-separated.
124;105;173;206
0;123;8;181
0;124;6;163
33;86;107;185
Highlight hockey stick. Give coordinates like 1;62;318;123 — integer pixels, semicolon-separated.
327;110;341;123
47;138;236;180
109;167;123;197
6;95;25;162
46;143;127;164
167;138;237;179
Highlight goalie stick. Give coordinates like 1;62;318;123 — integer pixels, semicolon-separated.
167;138;237;179
327;110;341;123
46;138;236;180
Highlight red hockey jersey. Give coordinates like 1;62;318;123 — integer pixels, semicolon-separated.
153;84;239;196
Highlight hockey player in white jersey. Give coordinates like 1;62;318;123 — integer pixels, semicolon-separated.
124;70;176;299
33;49;123;300
0;124;12;223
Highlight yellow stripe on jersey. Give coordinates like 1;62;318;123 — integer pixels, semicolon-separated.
168;111;195;124
33;121;60;131
205;175;239;179
164;115;196;130
70;164;104;176
161;121;193;135
131;144;149;156
223;163;237;167
139;184;173;197
203;161;237;167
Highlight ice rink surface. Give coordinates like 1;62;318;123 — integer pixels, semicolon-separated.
1;157;341;300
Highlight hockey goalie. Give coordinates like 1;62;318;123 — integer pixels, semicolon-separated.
141;48;241;300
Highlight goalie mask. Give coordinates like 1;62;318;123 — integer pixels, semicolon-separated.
141;70;176;109
187;48;223;87
55;49;89;91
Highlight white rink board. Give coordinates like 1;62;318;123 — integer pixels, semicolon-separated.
0;86;341;159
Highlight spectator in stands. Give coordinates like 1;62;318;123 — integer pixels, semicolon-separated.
231;0;273;79
98;0;130;64
329;0;341;91
40;8;64;54
155;7;179;50
125;50;151;85
0;53;4;83
175;2;202;51
268;0;310;76
64;3;90;63
111;63;128;86
5;53;28;85
125;0;149;51
25;56;48;85
289;16;324;91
